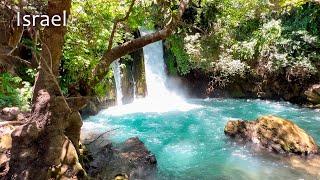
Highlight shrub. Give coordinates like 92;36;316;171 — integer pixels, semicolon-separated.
0;73;32;111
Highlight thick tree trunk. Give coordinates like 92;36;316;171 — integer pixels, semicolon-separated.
7;0;85;179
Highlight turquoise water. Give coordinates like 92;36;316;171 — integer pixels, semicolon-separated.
83;99;320;179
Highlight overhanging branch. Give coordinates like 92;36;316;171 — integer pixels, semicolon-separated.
90;0;190;88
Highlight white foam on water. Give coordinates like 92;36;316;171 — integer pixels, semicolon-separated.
103;98;199;116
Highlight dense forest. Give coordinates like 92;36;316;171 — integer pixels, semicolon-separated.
0;0;320;179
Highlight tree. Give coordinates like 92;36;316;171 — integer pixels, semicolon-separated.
90;0;190;88
1;0;190;179
5;0;86;178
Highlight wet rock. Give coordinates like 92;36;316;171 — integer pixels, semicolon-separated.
0;107;20;121
83;137;157;180
81;101;99;116
305;84;320;105
80;97;116;116
121;61;135;105
224;115;319;155
132;47;147;98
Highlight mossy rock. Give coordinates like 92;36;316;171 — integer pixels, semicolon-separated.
225;115;319;155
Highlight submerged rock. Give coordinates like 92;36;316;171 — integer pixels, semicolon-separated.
224;115;319;155
83;137;157;179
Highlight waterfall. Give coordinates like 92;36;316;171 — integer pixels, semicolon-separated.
105;29;198;115
133;78;137;99
140;29;185;102
140;30;169;99
112;60;123;105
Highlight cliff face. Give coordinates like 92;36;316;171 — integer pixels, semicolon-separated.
116;45;147;105
180;68;320;106
132;48;147;98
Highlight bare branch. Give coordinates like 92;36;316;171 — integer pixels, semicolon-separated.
84;128;120;146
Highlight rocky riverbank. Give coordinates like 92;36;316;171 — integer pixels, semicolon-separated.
181;70;320;109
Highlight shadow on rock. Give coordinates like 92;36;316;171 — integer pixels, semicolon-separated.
82;136;157;180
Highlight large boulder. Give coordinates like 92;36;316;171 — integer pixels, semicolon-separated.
305;84;320;105
83;137;157;179
224;115;319;155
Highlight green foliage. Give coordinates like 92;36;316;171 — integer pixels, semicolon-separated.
61;0;163;95
94;70;114;97
0;73;32;111
168;0;320;83
167;35;191;75
166;52;178;76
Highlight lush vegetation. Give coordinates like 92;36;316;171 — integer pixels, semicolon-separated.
167;0;320;86
1;0;319;109
61;0;162;96
0;72;32;111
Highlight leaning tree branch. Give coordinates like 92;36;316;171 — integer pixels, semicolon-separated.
107;0;136;52
90;0;190;87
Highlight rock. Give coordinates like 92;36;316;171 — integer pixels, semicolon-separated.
0;124;16;176
81;101;99;116
80;97;116;116
0;107;20;121
305;84;320;104
50;137;86;179
224;115;319;155
84;137;157;179
121;60;135;105
132;46;147;98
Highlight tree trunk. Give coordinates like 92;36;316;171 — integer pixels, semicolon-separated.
7;0;85;179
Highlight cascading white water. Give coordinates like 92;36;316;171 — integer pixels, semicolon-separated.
105;29;198;115
140;29;184;101
112;60;123;105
